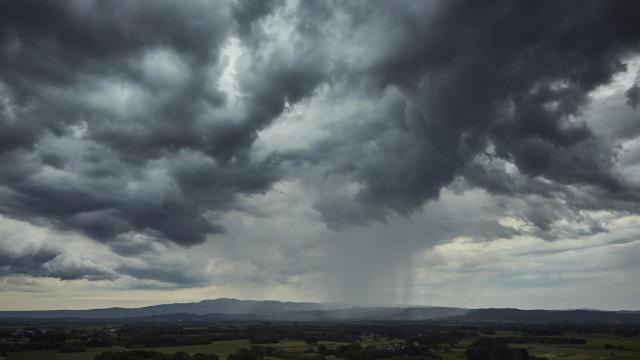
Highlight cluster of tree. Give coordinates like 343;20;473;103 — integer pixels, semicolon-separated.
613;328;640;337
0;341;61;353
332;343;400;360
243;324;360;344
295;332;361;344
518;324;639;337
497;336;585;345
58;339;86;353
403;332;468;350
226;347;262;360
248;334;281;344
222;342;443;360
116;325;243;348
95;350;218;360
465;338;548;360
0;326;115;353
604;343;625;350
224;345;319;360
123;334;218;347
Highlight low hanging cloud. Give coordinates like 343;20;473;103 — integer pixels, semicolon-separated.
0;0;640;293
0;216;117;281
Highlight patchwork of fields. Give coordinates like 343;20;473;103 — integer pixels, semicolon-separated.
5;332;640;359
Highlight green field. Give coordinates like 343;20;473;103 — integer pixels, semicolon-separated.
512;334;640;360
359;335;402;347
440;333;640;360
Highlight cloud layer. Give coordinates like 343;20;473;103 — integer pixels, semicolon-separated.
1;0;640;309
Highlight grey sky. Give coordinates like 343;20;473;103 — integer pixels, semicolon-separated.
1;0;640;310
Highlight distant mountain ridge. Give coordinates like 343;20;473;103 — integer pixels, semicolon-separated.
1;298;639;324
0;298;329;319
447;308;640;324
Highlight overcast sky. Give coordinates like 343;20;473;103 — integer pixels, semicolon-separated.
1;0;640;311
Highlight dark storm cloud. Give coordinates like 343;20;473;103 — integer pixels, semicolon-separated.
283;0;640;227
232;0;283;38
628;85;640;109
0;0;324;247
0;0;228;154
